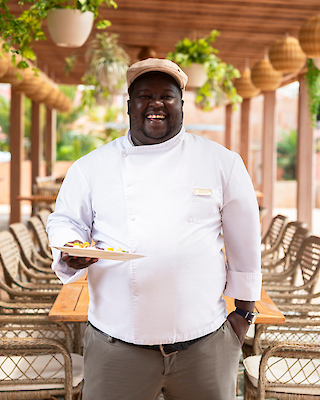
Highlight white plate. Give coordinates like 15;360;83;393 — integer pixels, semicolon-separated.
51;246;146;260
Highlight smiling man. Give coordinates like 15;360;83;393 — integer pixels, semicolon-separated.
47;58;262;400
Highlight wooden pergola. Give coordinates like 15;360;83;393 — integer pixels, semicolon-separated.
6;0;320;233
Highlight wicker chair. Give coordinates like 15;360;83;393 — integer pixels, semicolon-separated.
262;227;311;284
261;214;288;252
263;236;320;305
261;220;307;262
244;343;320;399
27;216;53;261
36;209;51;229
9;223;54;273
0;231;60;295
0;296;81;355
0;337;83;399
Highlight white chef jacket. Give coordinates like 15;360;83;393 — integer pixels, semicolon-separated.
47;127;262;345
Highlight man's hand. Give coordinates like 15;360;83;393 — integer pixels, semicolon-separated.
61;240;99;270
227;300;255;346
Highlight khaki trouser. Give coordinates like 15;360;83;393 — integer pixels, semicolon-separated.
83;320;241;400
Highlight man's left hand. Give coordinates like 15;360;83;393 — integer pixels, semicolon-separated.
227;311;249;346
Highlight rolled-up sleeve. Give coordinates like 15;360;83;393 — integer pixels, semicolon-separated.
46;161;93;284
222;154;262;301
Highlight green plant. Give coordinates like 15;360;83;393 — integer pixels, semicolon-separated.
167;30;241;111
81;32;130;107
0;0;117;65
305;58;320;126
277;128;297;180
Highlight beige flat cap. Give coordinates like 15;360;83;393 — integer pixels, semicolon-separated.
127;58;188;90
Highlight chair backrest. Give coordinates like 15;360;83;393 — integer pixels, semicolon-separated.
9;223;35;263
263;221;307;260
0;231;23;286
291;236;320;296
28;216;52;259
37;209;51;228
285;227;311;274
261;214;288;250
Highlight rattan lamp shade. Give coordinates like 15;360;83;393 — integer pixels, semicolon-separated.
14;68;43;93
269;35;306;73
234;68;260;99
299;14;320;58
138;47;157;60
251;58;282;91
0;53;9;78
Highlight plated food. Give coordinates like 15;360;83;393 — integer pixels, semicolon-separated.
51;244;145;260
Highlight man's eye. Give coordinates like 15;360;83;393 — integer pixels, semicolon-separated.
163;96;174;99
139;95;150;98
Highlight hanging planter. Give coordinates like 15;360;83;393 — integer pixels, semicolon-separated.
167;30;241;109
299;14;320;58
47;9;94;48
251;57;282;91
234;68;260;99
182;63;207;89
269;35;306;73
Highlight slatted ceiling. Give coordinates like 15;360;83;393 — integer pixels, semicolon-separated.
6;0;320;84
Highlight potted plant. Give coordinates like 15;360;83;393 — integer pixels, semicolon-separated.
167;30;242;110
0;0;117;66
81;32;130;107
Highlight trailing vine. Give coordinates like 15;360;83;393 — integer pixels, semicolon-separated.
305;58;320;125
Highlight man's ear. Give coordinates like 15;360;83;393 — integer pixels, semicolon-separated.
127;99;130;116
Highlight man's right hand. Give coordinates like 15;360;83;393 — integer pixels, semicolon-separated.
61;240;99;270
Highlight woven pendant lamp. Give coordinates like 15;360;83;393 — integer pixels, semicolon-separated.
269;35;306;73
138;47;157;60
234;67;260;99
14;68;42;93
0;53;9;78
299;14;320;58
251;56;282;91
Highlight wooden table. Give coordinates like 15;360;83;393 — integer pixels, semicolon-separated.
48;277;285;324
16;195;57;203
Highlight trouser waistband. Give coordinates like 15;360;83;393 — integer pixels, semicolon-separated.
88;321;212;356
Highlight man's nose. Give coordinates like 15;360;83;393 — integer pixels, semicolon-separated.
149;98;164;107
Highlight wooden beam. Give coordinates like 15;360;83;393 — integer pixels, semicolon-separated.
261;91;276;236
45;107;57;177
10;88;24;224
225;104;235;151
240;98;251;174
297;74;315;230
31;101;42;189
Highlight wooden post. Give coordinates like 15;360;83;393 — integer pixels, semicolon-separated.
31;101;42;189
297;74;315;230
10;88;24;224
45;107;57;176
225;104;235;150
261;91;276;236
240;98;251;173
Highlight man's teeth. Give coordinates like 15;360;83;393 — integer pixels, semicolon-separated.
147;114;165;119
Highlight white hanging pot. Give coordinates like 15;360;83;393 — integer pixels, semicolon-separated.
47;9;94;48
182;63;207;88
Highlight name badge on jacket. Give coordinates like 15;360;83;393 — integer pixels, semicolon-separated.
193;188;212;196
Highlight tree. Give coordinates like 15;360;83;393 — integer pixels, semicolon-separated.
277;129;297;180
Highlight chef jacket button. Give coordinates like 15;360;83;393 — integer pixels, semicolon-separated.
134;291;139;296
127;182;131;187
123;152;127;157
131;216;135;221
